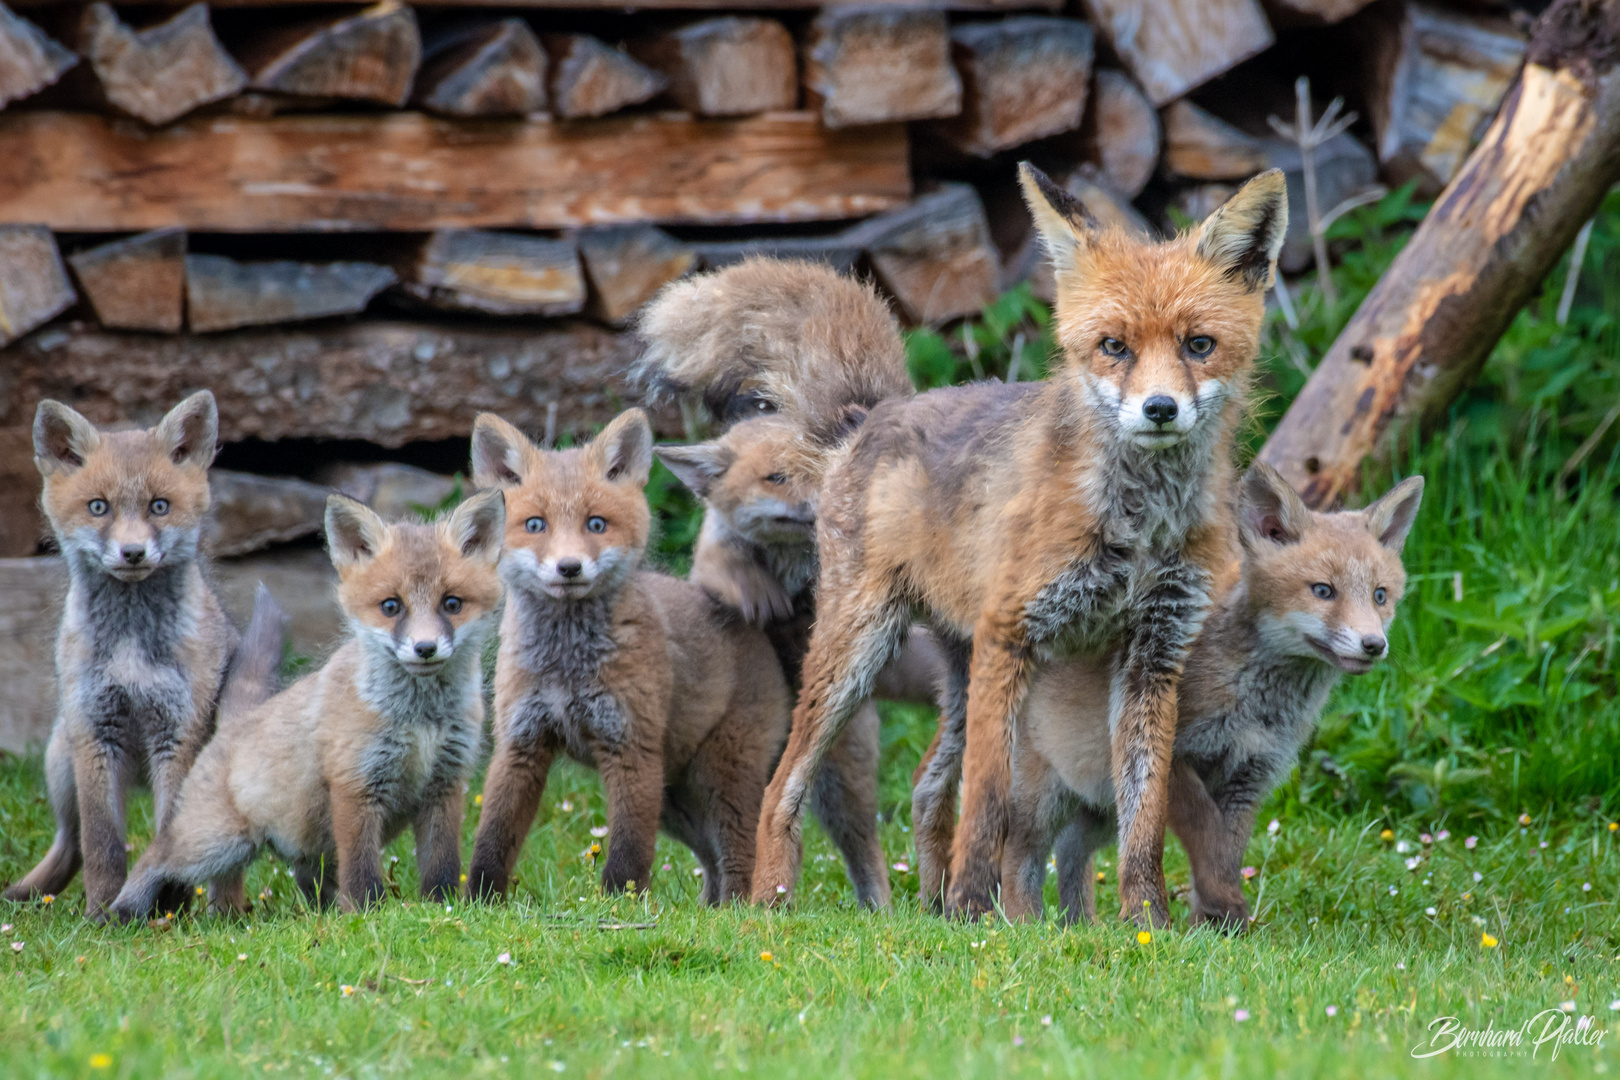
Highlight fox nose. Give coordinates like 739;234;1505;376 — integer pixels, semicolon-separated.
1360;634;1386;658
413;640;438;659
1142;396;1178;425
120;545;146;565
556;558;583;579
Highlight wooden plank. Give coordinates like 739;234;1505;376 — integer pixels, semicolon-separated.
1079;69;1160;198
0;3;76;110
413;18;546;117
631;16;797;117
79;2;245;125
934;16;1093;157
0;225;75;346
575;224;695;326
401;228;585;316
803;7;961;128
0;111;911;232
185;254;396;331
1079;0;1274;106
239;0;421;106
67;227;187;332
544;33;666;119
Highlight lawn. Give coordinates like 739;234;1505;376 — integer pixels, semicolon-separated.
3;189;1620;1078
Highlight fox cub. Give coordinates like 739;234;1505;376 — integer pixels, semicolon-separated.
1000;464;1424;927
5;392;235;920
109;490;505;919
465;409;791;905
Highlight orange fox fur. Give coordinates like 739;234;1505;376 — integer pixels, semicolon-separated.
4;393;235;920
464;409;790;904
754;165;1288;922
109;490;506;919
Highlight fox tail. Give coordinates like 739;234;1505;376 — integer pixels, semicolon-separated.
218;582;287;724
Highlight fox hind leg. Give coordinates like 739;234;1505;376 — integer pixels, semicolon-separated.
1053;806;1114;925
810;700;888;910
911;634;970;911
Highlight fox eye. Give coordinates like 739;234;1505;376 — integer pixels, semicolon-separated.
88;499;109;517
1374;587;1388;605
149;498;170;516
525;517;546;533
1186;335;1216;357
1100;337;1128;357
380;597;402;617
441;596;462;615
765;473;788;486
1311;583;1335;601
586;516;607;534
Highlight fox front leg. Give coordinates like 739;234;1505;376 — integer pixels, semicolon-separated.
595;732;664;897
1169;759;1261;931
414;785;466;903
331;788;387;912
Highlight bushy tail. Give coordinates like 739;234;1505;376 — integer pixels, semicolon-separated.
219;583;286;724
634;257;913;447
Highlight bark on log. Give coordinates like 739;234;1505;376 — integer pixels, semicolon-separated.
0;3;76;110
186;254;396;332
1161;98;1269;179
847;183;1000;324
400;229;585;316
576;224;695;326
933;17;1093;157
1258;0;1620;507
412;18;546;117
80;2;245;125
544;33;666;119
631;17;796;117
1355;0;1526;192
1079;0;1275;106
240;0;421;106
67;227;187;332
207;469;331;556
803;7;961;128
1079;68;1160;198
0;225;75;346
0;111;911;231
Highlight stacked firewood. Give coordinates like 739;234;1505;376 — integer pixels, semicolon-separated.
0;0;1535;746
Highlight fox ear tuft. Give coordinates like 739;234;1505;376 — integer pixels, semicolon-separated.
33;400;101;475
595;409;654;488
1239;461;1310;548
1363;475;1424;552
445;488;506;564
325;494;389;569
1018;161;1100;281
471;413;532;489
654;442;734;500
155;391;219;468
1196;169;1288;291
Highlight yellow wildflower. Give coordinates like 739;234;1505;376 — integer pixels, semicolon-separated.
1137;931;1151;945
1480;933;1498;948
89;1053;113;1070
1379;829;1394;842
474;794;483;806
760;951;773;962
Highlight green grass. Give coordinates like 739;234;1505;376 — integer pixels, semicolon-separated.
5;188;1620;1077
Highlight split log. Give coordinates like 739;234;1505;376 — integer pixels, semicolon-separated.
1264;0;1377;26
400;229;585;316
0;557;64;751
575;224;695;326
66;227;186;332
0;225;75;346
847;183;999;324
544;33;666;119
933;17;1093;157
79;3;245;125
185;254;396;332
1161;99;1269;179
803;8;961;128
0;112;910;231
1079;0;1274;106
312;462;459;520
10;0;1064;8
631;17;796;117
207;469;331;557
412;18;546;117
0;3;76;110
690;234;863;274
240;0;421;106
1079;69;1160;198
1355;1;1526;192
1258;0;1620;508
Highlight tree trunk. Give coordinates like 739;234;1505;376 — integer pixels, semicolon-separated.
67;227;187;332
1258;0;1620;507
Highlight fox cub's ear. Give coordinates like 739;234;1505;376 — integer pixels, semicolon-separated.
593;408;654;488
1363;475;1424;552
325;494;390;569
33;400;101;475
1239;461;1311;548
1018;161;1100;281
471;413;534;489
655;442;735;500
1196;169;1288;291
445;488;506;564
155;391;220;469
